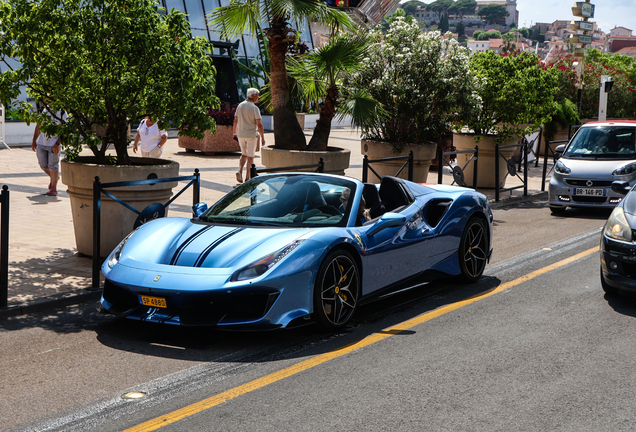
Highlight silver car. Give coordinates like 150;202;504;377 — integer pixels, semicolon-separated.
549;121;636;215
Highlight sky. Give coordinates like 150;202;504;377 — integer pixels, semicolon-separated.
516;0;636;33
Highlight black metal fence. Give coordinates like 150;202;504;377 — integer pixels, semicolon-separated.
91;170;201;288
1;185;8;308
437;146;478;188
362;151;414;182
495;141;528;202
250;159;325;178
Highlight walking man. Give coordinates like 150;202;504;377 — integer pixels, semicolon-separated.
32;108;67;196
233;88;265;183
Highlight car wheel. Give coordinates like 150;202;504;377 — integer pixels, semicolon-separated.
550;205;567;215
459;217;488;283
314;250;360;330
600;267;618;295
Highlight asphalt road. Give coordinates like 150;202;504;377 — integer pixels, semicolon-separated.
4;200;636;431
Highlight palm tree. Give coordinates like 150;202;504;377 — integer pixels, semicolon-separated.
208;0;351;151
301;34;368;151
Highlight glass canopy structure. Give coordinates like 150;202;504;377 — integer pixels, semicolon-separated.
159;0;400;104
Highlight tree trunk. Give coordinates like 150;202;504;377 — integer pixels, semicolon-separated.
308;85;338;151
267;15;307;151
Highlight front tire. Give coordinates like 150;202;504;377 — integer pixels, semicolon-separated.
459;217;488;283
314;250;360;330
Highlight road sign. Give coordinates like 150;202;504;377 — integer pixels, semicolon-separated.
570;20;594;31
572;2;595;18
570;35;592;45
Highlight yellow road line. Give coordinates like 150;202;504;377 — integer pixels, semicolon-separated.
125;246;599;432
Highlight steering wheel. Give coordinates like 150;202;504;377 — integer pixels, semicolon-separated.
314;205;341;216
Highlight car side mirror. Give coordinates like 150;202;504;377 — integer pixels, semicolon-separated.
611;181;631;196
367;212;406;236
192;202;208;218
554;144;566;160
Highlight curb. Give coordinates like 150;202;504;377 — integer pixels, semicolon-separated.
0;289;102;320
489;191;548;209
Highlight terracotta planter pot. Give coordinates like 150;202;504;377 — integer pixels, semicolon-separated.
261;146;351;176
61;156;180;257
360;140;437;183
177;125;240;155
453;133;516;189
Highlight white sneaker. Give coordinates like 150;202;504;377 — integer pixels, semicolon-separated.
236;171;243;183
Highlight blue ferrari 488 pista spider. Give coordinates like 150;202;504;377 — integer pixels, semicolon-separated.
101;173;493;330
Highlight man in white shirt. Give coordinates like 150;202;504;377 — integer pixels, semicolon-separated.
133;117;168;158
31;108;67;196
233;88;266;183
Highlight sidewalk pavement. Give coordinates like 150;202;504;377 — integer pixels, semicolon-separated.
0;127;549;319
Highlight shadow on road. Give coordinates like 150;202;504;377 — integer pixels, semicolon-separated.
604;293;636;317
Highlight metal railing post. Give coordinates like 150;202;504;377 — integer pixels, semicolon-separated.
92;176;101;289
535;127;543;167
318;158;324;173
408;151;414;181
495;144;500;202
1;185;9;307
250;164;258;178
473;146;479;190
362;156;368;183
524;141;528;196
193;168;200;206
437;151;443;184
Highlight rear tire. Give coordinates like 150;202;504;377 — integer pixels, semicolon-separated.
314;250;360;330
458;217;488;283
600;267;618;295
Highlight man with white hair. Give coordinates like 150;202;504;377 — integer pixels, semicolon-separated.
233;88;266;183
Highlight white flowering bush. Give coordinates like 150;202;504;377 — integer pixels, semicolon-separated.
342;19;480;151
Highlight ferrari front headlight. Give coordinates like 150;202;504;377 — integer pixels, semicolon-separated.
613;162;636;177
604;206;632;243
231;240;305;282
555;160;571;175
107;230;137;268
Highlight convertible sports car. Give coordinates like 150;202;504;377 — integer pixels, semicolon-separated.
101;173;493;330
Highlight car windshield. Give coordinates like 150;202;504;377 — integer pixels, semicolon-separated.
564;126;636;159
199;175;357;227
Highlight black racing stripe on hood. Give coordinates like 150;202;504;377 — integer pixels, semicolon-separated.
170;225;215;266
194;228;245;268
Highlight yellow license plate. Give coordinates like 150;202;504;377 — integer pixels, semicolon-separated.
139;295;167;308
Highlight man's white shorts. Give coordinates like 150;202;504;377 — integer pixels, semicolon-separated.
238;136;258;158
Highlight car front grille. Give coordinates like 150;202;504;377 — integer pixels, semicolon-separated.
565;179;614;187
102;279;280;325
571;196;608;203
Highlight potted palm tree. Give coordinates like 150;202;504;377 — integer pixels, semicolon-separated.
0;0;219;256
208;0;353;170
340;19;478;182
261;32;371;175
453;50;559;188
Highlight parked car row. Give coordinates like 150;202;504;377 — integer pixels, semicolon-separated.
97;120;636;331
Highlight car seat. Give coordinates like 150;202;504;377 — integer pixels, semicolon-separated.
362;183;386;219
378;176;412;212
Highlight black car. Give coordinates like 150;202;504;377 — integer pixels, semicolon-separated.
600;181;636;296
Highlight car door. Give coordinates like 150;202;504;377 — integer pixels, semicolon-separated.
358;202;434;295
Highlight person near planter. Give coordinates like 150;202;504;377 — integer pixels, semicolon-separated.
31;108;68;196
133;117;168;158
233;88;266;183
